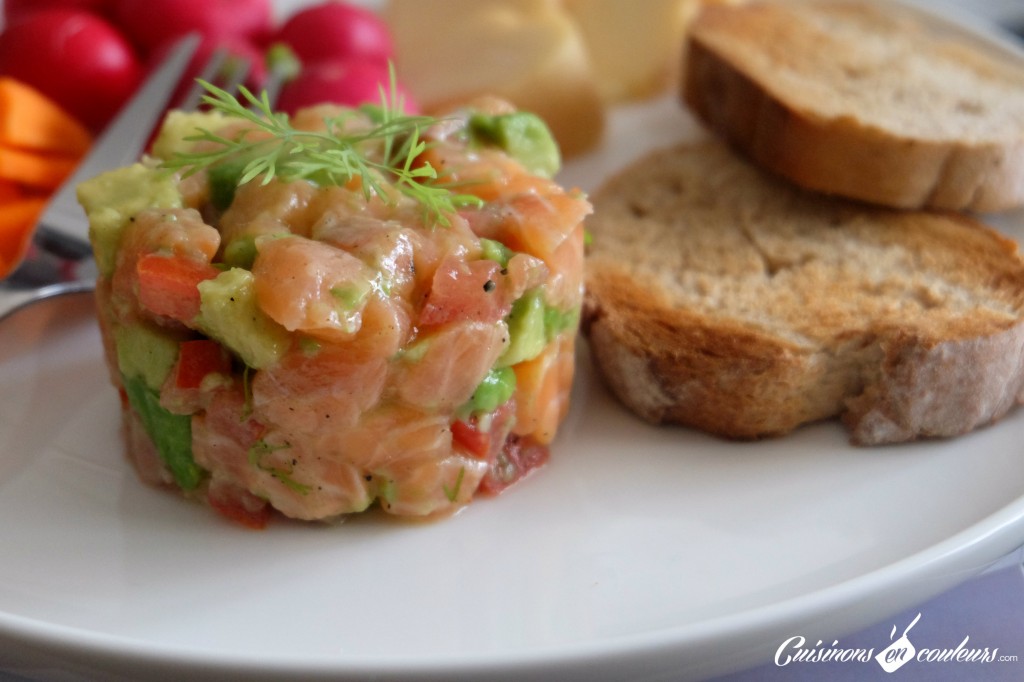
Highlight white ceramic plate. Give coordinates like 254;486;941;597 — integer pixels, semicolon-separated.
4;5;1024;682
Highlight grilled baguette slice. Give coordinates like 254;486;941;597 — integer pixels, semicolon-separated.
582;140;1024;444
682;0;1024;212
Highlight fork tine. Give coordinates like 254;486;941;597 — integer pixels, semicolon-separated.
34;33;201;258
261;70;286;111
219;59;253;104
176;48;229;111
178;52;285;115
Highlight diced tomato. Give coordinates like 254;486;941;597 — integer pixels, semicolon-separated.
453;401;534;494
451;418;490;459
173;339;231;389
478;434;549;495
207;478;270;530
136;253;220;323
419;255;511;327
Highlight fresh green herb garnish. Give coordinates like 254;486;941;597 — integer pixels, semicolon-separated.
248;439;311;495
443;466;466;503
242;364;254;417
162;71;483;225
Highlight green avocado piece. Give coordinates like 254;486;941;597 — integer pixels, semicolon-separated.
114;322;180;391
152;110;250;211
208;157;250;212
498;289;547;368
76;164;183;277
468;111;560;179
149;110;230;161
122;373;203;491
113;316;202;490
221;234;260;270
479;238;513;267
460;366;517;418
544;304;581;342
197;267;291;369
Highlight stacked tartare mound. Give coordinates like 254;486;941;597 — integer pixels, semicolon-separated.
78;97;589;527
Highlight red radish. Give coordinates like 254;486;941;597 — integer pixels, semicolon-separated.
273;1;393;66
0;9;143;131
3;0;113;23
111;0;272;56
277;59;417;115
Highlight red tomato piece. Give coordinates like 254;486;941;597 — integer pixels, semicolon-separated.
451;419;491;459
207;478;270;530
272;2;393;67
0;9;143;131
173;339;232;390
419;256;512;328
136;253;220;323
454;400;517;469
479;434;549;495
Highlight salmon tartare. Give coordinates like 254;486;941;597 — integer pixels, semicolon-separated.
77;91;589;527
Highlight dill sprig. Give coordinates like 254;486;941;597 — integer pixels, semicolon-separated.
161;72;483;225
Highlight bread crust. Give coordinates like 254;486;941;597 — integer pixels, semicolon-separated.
682;0;1024;212
582;141;1024;444
843;328;1024;443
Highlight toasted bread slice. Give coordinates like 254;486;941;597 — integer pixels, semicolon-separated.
582;140;1024;444
682;0;1024;212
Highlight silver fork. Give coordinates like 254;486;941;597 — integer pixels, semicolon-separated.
0;35;265;322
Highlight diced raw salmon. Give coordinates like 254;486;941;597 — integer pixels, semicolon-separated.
88;99;590;525
252;235;375;342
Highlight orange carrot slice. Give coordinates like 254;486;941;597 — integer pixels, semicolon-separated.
0;179;25;203
0;78;92;155
136;253;221;323
0;143;79;190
